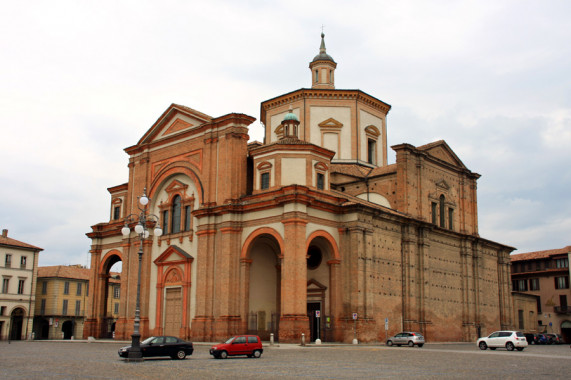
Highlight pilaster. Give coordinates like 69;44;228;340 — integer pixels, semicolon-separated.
279;217;309;342
191;228;217;340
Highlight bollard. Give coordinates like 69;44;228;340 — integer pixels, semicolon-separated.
301;333;305;346
270;333;274;346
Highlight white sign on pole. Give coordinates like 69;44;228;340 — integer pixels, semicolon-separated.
352;313;358;320
316;310;320;318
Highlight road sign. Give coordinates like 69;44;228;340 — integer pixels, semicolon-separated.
352;313;357;320
316;310;320;318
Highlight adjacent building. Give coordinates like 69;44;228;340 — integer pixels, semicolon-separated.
85;34;516;343
33;265;120;339
0;229;42;340
511;246;571;342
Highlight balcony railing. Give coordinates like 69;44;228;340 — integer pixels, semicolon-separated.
554;306;571;314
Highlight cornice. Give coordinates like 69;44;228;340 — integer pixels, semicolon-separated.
260;88;391;119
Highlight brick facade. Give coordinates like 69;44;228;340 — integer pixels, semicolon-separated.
85;35;515;343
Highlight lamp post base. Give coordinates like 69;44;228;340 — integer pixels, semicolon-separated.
125;357;144;362
126;332;143;362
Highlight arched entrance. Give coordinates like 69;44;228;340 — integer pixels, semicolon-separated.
306;232;340;342
101;257;122;338
62;320;74;339
87;250;122;339
10;307;25;340
247;233;282;341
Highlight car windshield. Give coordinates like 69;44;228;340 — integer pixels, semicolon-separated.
141;336;156;345
224;336;237;344
516;332;525;337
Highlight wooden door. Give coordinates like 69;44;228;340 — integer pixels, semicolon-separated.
164;287;182;337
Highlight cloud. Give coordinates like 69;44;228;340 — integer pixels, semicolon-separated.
1;0;570;265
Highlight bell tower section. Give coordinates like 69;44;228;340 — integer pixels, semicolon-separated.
309;33;337;89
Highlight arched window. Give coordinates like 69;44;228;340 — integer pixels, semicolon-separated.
171;195;181;233
439;195;445;228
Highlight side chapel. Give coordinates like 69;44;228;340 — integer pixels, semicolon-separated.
85;34;515;343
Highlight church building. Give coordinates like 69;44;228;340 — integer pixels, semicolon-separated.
85;34;515;343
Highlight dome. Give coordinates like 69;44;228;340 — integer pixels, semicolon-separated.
283;111;299;122
312;33;335;63
312;52;334;62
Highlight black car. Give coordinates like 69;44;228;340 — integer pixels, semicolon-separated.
118;336;194;360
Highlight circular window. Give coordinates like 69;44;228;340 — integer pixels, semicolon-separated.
307;246;322;270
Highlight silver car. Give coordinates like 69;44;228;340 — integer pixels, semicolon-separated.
386;332;425;347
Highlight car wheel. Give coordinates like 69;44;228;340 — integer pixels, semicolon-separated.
175;350;186;360
478;342;487;350
506;342;515;351
417;344;424;348
516;348;524;351
253;350;262;358
387;340;393;346
220;351;228;359
408;341;414;347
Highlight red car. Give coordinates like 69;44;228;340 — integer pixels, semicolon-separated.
210;335;263;359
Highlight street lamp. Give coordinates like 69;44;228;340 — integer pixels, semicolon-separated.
121;188;162;361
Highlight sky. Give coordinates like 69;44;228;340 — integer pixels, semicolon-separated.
1;0;570;267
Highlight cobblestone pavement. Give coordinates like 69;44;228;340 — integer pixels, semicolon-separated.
1;340;570;379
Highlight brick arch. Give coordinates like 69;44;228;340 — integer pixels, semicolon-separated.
306;230;340;261
149;163;204;204
241;227;284;260
88;249;123;340
98;249;123;275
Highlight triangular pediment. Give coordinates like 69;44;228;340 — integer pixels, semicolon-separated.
307;278;327;290
418;140;466;169
154;245;194;265
138;104;213;145
164;180;188;195
164;118;194;136
318;118;343;129
435;180;450;190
